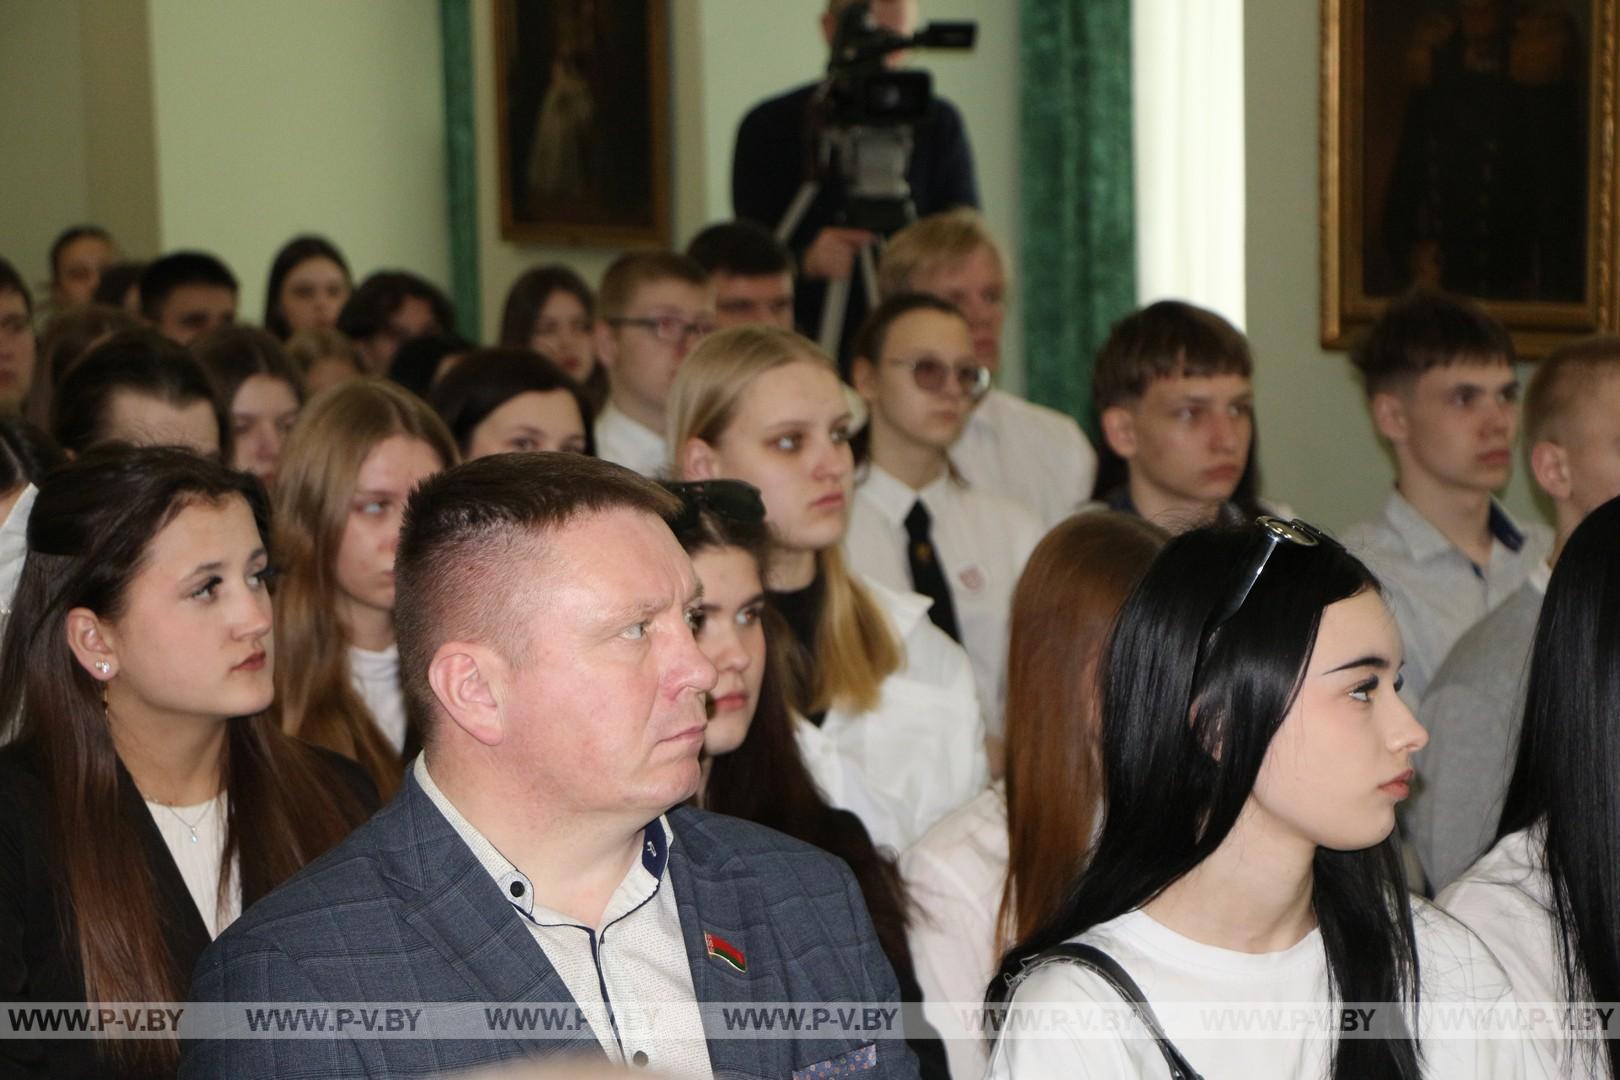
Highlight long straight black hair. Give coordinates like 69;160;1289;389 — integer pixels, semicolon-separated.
1497;493;1620;1078
994;523;1421;1078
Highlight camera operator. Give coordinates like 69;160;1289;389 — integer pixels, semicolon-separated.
732;0;979;364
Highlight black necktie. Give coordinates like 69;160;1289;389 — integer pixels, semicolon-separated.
905;500;961;643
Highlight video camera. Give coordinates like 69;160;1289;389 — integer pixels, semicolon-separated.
813;1;976;234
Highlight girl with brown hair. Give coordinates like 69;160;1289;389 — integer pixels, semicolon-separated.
0;446;376;1079
900;511;1166;1080
668;325;987;852
271;378;458;797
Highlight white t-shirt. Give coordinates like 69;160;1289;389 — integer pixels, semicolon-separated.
900;784;1010;1080
348;643;407;753
1441;826;1580;1079
144;793;241;939
987;901;1529;1079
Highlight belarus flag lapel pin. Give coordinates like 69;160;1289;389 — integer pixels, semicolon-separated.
704;931;747;973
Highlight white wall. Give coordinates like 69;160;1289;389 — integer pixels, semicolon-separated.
146;0;450;320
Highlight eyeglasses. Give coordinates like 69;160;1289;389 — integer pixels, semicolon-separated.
660;479;767;540
1207;516;1327;632
885;356;992;401
608;314;715;346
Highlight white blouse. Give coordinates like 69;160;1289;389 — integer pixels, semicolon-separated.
144;793;241;939
794;578;988;852
348;643;407;753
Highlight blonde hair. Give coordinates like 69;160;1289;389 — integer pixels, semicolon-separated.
271;378;459;797
669;326;901;713
877;207;1002;300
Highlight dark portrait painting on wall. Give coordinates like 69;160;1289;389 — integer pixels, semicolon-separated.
1369;0;1587;301
496;0;671;247
1323;0;1620;356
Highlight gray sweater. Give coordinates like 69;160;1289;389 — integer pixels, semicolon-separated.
1407;579;1545;891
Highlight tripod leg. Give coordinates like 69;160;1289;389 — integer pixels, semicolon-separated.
819;277;850;356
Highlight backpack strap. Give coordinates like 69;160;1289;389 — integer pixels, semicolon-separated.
1019;943;1205;1080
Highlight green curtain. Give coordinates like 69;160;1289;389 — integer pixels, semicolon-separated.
440;0;480;335
1018;0;1136;437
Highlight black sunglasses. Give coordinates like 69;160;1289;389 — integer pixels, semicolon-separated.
660;479;767;539
1206;516;1328;632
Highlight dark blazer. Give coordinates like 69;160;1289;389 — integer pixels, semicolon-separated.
0;738;376;1080
181;769;921;1079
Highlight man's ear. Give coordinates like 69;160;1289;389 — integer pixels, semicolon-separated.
1529;439;1572;502
1100;405;1137;460
680;437;720;481
65;608;119;680
1370;391;1410;446
593;321;619;373
427;642;505;748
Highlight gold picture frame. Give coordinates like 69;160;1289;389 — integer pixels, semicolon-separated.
495;0;672;248
1321;0;1619;356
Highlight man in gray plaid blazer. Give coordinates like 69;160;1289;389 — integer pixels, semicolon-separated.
181;454;917;1079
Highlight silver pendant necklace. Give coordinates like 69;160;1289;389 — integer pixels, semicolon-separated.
160;799;213;844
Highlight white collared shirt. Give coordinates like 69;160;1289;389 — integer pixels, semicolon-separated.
796;578;989;852
594;402;669;478
952;388;1097;530
1343;492;1551;703
843;464;1043;735
414;757;713;1080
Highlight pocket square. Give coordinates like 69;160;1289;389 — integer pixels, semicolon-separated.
791;1041;878;1078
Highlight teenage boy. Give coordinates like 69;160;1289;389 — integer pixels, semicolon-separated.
139;251;239;347
879;209;1096;529
1091;300;1256;534
593;252;713;477
686;220;796;331
1409;336;1620;889
1344;292;1552;704
48;224;118;311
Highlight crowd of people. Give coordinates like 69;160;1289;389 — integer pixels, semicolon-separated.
3;2;1617;1079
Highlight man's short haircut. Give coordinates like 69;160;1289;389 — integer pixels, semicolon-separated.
395;454;682;730
51;328;227;456
1351;291;1515;398
1092;300;1253;411
138;251;238;321
337;270;457;340
685;221;794;279
596;252;708;320
0;258;33;315
49;225;112;282
1523;335;1620;447
877;208;1002;300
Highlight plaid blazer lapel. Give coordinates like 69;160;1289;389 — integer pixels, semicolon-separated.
387;775;606;1061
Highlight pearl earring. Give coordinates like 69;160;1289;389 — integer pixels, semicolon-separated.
94;661;111;676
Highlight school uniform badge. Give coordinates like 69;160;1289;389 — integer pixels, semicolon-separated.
704;931;747;973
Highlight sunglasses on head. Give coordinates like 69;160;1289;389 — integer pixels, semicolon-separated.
1207;516;1329;632
660;479;767;540
884;355;992;401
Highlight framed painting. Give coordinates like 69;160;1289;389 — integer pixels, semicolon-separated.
495;0;671;247
1321;0;1620;356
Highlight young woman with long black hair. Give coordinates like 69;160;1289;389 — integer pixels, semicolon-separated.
663;477;948;1078
0;447;376;1079
1441;493;1620;1078
988;518;1525;1078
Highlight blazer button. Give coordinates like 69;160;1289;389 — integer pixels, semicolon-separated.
631;1050;649;1066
